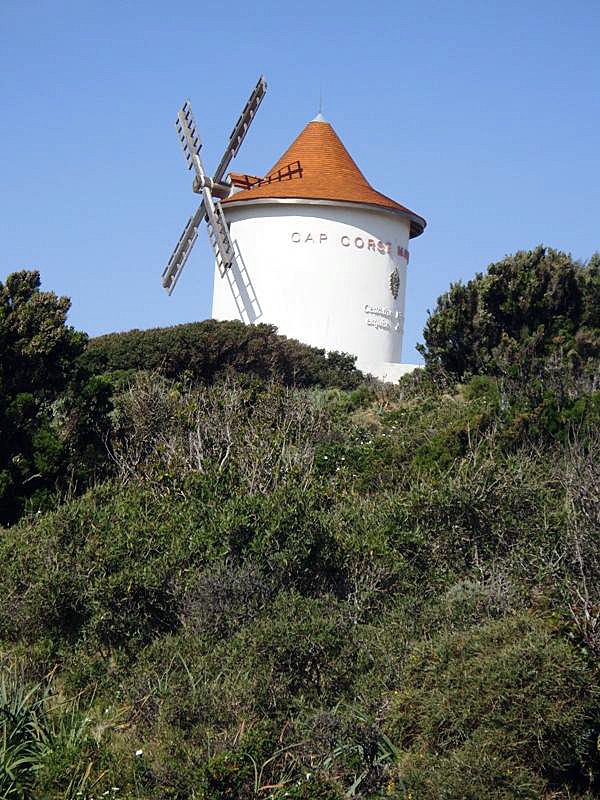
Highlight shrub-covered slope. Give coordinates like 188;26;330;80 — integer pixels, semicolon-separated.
2;249;600;799
2;368;600;799
0;277;363;527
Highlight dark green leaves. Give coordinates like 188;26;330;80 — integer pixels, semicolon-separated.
419;246;600;380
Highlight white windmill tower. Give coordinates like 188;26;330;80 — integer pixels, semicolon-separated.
162;76;426;381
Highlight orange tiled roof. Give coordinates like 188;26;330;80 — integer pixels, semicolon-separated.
223;116;426;238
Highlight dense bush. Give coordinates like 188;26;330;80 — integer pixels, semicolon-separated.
80;319;365;388
0;271;85;524
419;246;600;379
0;271;116;526
384;615;600;797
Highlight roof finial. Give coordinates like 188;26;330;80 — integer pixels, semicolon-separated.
312;83;327;123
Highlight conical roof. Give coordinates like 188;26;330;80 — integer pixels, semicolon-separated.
223;117;426;238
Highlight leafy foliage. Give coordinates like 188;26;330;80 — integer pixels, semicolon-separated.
0;271;85;398
2;365;600;797
384;615;599;797
418;246;600;379
0;271;114;526
80;319;365;388
0;274;364;527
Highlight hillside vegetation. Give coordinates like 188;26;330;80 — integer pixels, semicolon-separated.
1;247;600;799
80;320;363;390
0;279;363;527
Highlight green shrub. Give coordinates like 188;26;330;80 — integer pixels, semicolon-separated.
463;374;501;405
419;246;600;379
0;271;89;525
80;319;364;389
196;749;255;799
395;742;545;800
0;471;347;655
0;482;202;648
383;615;600;795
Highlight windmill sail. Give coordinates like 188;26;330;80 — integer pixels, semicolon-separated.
161;202;205;294
213;76;267;183
176;101;202;174
161;75;267;296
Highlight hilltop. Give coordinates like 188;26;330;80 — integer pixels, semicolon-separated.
1;247;600;799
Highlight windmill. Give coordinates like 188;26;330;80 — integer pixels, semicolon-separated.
161;77;426;381
161;76;268;295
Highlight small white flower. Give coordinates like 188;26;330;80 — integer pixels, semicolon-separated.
135;748;143;757
323;455;328;459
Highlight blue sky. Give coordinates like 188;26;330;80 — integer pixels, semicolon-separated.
2;0;599;363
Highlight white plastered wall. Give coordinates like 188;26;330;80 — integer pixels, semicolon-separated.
211;199;417;380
